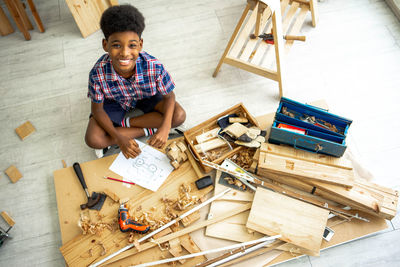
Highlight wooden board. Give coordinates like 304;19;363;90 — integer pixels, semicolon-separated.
260;143;353;170
246;187;329;256
267;210;388;266
65;0;118;38
15;121;35;140
5;165;23;183
55;138;213;267
206;200;264;242
258;152;354;188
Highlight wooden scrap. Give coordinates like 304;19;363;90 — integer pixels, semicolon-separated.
194;138;226;154
5;165;23;183
223;123;249;138
181;210;200;227
246;187;329;256
1;211;15;226
168;238;186;264
153;227;173;239
15;121;36;140
195;128;220;144
103;189;120;202
176;142;187;153
179;234;201;253
229;117;248;123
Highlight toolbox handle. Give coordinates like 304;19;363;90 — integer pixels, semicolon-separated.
294;138;323;153
305;103;329;112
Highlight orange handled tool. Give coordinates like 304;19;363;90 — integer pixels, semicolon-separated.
118;204;150;234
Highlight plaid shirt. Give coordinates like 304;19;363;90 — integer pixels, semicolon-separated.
88;51;175;111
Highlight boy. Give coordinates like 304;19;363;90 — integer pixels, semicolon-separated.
85;4;186;159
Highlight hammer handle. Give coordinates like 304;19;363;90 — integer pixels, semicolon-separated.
284;35;306;41
73;162;90;198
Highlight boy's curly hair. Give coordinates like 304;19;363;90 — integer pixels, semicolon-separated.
100;5;145;40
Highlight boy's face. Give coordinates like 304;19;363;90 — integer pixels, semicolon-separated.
102;31;143;79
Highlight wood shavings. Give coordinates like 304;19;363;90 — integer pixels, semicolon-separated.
229;149;255;170
78;213;116;236
98;241;106;256
224;177;246;190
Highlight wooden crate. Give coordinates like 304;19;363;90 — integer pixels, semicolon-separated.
184;103;260;173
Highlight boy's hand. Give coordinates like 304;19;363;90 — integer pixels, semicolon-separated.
148;127;169;149
117;136;141;159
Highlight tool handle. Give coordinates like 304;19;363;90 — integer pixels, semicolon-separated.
73;162;90;197
285;35;306;41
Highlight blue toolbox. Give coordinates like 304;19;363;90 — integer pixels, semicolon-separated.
268;97;352;157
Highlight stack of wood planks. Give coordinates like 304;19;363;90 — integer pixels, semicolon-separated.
256;143;398;220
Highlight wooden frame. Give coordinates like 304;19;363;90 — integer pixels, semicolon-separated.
213;0;318;97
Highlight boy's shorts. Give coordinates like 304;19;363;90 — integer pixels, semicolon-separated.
90;93;163;127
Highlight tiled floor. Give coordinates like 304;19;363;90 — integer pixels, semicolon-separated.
0;0;399;266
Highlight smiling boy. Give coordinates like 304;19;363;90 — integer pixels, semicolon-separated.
85;5;186;159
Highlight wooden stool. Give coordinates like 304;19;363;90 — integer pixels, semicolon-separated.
213;0;318;98
2;0;45;40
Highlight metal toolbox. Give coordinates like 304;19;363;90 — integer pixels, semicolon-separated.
268;97;352;157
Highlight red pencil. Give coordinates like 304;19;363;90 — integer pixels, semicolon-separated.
103;176;135;185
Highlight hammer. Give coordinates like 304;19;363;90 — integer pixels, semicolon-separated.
73;162;106;210
250;33;306;44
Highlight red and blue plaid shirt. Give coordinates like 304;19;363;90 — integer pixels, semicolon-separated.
88;51;175;111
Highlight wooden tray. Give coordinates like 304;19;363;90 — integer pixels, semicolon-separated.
184;103;260;172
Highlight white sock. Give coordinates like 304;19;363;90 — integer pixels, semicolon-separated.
143;128;157;136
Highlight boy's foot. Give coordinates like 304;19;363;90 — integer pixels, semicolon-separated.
95;146;111;158
169;124;188;135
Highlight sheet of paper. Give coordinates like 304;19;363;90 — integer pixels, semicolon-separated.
109;140;173;192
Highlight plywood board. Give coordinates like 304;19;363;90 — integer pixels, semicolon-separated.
246;187;329;256
15;121;35;140
258;153;354;188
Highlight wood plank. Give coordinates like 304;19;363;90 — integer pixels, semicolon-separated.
246;187;329;256
206;200;264;242
251;0;290;65
224;56;278;81
260;143;353;170
259;153;354;188
229;1;259;58
240;6;272;61
284;5;309;52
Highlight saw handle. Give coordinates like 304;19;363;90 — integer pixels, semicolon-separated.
285;35;306;41
73;162;90;198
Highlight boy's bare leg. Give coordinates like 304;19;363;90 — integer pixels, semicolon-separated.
85;117;145;149
128;101;186;128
